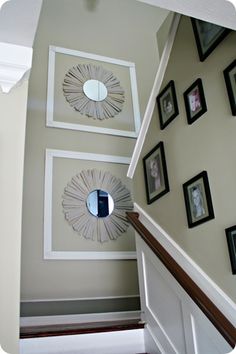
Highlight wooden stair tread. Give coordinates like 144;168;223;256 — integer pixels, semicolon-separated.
20;319;145;339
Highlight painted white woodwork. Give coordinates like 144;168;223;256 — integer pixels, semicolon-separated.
134;203;236;327
136;235;232;354
134;203;235;353
44;149;136;260
0;42;32;93
20;329;145;354
46;46;141;138
137;0;236;30
127;13;180;178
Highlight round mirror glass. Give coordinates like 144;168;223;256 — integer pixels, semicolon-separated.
86;189;114;218
83;79;108;102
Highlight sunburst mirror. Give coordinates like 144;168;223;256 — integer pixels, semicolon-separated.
62;169;133;243
62;63;125;120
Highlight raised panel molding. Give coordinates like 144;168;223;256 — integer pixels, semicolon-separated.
0;42;32;93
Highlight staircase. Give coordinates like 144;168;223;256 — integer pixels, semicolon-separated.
20;319;147;354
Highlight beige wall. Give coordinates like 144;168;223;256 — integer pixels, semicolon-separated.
0;81;28;354
21;0;168;301
134;16;236;302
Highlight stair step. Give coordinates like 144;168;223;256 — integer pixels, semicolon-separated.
20;319;145;339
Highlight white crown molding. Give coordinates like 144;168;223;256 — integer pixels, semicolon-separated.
0;42;32;93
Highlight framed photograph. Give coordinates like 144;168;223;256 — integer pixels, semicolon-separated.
225;225;236;274
156;80;179;130
191;18;231;62
184;78;207;124
183;171;215;228
143;141;169;204
223;59;236;116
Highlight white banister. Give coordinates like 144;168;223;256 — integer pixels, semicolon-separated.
127;13;180;179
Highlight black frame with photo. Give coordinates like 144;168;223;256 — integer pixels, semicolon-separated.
223;59;236;116
143;141;169;205
191;18;231;62
156;80;179;130
183;171;215;228
225;225;236;274
184;78;207;125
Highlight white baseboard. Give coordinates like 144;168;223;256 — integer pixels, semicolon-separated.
20;310;142;327
20;329;145;354
134;203;236;326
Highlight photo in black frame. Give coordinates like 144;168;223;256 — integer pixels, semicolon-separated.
223;59;236;116
225;225;236;274
191;18;231;62
183;171;215;228
156;80;179;130
143;141;169;205
184;78;207;125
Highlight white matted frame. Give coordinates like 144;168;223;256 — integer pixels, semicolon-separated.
46;46;141;138
44;149;137;260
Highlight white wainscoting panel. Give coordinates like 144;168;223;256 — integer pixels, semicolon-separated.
135;234;232;354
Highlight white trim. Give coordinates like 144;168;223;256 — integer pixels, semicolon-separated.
21;294;140;303
20;329;145;354
20;311;142;327
134;202;236;326
44;149;136;260
46;46;141;138
127;13;180;178
0;42;32;93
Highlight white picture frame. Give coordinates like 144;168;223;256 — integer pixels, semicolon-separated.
46;46;141;138
44;149;137;260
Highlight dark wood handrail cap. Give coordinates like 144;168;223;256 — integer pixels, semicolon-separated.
126;211;236;348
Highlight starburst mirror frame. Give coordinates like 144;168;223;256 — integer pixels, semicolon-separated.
44;149;136;260
63;63;125;120
62;169;133;243
46;46;141;138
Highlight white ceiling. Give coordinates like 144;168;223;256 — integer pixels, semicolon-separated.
137;0;236;30
0;0;235;49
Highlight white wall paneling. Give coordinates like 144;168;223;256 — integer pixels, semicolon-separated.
134;205;233;354
46;46;141;138
134;203;236;327
44;149;136;260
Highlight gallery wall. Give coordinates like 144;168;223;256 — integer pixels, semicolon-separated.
134;15;236;302
21;0;168;307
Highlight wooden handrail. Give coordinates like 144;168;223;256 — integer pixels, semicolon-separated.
126;211;236;348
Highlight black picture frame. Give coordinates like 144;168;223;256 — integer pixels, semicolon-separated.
191;18;231;62
223;59;236;116
225;225;236;274
156;80;179;130
184;78;207;125
143;141;169;205
183;171;215;228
